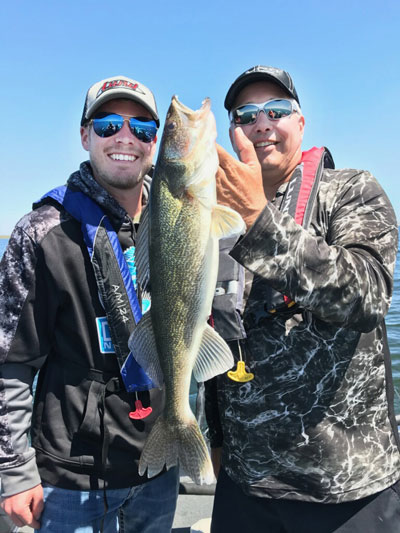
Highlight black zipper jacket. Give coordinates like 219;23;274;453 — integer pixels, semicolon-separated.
0;161;164;497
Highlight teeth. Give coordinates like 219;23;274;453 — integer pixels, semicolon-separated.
110;154;136;161
255;141;275;148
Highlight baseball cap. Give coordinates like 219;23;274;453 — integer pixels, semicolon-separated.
81;75;159;127
224;65;300;111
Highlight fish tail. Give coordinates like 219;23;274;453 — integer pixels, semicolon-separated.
139;415;214;485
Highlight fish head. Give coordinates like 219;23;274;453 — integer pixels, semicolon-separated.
155;96;218;197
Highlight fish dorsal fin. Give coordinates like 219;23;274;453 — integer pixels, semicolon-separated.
211;204;245;240
135;205;150;291
192;324;234;382
128;312;164;387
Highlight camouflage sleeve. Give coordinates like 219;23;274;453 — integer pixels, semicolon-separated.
0;224;46;497
230;169;398;331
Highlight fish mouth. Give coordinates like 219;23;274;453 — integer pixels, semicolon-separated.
170;95;212;122
161;96;216;163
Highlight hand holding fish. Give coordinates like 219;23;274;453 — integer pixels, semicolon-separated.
216;127;267;229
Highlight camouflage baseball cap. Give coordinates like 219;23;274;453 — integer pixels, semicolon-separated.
224;65;300;111
81;75;159;127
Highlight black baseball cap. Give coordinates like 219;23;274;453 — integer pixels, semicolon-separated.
224;65;300;111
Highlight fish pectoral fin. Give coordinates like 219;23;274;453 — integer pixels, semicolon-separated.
135;204;150;291
185;148;219;191
211;204;245;240
128;312;164;387
192;324;234;382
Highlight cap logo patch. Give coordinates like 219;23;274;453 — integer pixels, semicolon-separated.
96;79;146;98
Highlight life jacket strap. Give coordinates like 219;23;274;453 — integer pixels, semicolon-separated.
37;186;154;392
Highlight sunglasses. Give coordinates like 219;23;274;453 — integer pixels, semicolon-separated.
91;113;158;143
230;99;298;126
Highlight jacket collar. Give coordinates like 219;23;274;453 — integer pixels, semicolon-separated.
67;161;152;231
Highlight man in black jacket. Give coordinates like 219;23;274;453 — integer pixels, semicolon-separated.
207;65;400;532
0;76;179;532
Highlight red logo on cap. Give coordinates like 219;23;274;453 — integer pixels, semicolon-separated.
96;79;146;98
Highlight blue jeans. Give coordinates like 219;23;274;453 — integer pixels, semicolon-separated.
36;467;179;533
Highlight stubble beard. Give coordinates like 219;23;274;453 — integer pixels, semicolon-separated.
90;155;152;192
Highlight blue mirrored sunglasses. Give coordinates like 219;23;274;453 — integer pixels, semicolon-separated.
230;99;298;125
91;113;157;143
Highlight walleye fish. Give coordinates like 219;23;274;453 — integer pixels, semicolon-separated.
128;96;245;485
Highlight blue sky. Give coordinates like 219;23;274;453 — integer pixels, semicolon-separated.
1;0;399;234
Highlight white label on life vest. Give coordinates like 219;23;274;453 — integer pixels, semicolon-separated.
96;317;115;354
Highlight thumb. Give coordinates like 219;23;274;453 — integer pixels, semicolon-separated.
234;127;259;169
216;143;238;169
31;493;44;520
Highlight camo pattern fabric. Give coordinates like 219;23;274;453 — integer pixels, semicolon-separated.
210;166;400;503
0;162;127;365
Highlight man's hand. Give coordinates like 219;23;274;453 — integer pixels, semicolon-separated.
216;128;267;229
1;484;44;529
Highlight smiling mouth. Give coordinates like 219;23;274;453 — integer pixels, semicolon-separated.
254;141;276;148
109;154;138;162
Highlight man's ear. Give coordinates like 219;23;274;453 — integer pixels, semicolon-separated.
80;126;90;152
299;114;305;140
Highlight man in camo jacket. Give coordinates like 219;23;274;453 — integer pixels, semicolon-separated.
206;65;400;532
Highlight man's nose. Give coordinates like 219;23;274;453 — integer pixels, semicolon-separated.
255;109;272;131
115;120;135;143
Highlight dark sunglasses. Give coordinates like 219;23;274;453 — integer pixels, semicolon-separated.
230;99;298;126
91;113;157;143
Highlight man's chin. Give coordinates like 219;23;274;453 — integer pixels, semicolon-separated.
91;170;142;191
108;163;152;188
107;175;144;190
90;157;153;193
259;159;277;171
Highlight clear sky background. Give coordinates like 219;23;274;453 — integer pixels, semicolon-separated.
1;0;399;235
